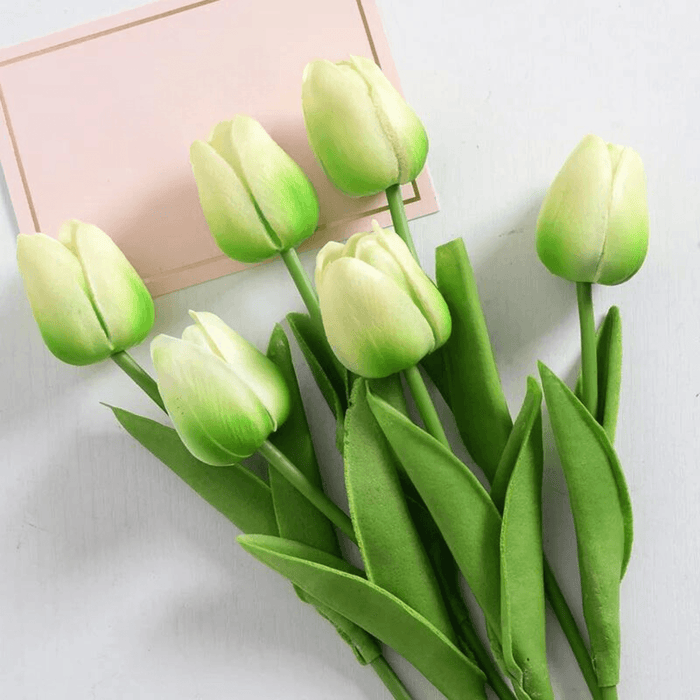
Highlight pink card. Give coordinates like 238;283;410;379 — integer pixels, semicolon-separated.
0;0;438;296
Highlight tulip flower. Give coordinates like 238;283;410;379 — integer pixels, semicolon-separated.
16;220;154;365
315;221;451;378
151;311;290;465
302;56;428;198
190;115;319;264
536;134;649;286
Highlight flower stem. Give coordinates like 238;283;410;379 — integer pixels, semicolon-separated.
543;559;602;700
403;364;603;699
370;656;415;700
280;247;323;329
258;440;356;544
386;184;419;260
600;686;618;700
577;282;598;417
403;365;450;449
111;350;166;413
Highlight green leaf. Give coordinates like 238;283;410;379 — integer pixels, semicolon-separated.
574;306;622;442
539;363;633;687
596;306;622;442
423;238;512;481
498;379;554;700
239;535;487;700
345;378;455;641
366;387;503;633
368;373;409;417
287;312;347;451
110;406;278;536
490;377;543;512
267;324;340;556
267;324;387;662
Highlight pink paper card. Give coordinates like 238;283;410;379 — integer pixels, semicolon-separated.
0;0;438;296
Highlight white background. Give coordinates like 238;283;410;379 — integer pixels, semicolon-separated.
1;0;699;698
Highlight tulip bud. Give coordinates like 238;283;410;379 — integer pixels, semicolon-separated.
151;311;290;465
302;56;428;197
536;134;649;285
316;221;450;378
16;220;154;365
190;115;319;263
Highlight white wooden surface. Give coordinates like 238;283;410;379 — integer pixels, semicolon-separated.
2;0;699;697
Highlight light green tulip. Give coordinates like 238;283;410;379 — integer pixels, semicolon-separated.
16;220;154;365
536;134;649;285
190;114;319;263
302;56;428;197
316;221;450;378
151;311;290;465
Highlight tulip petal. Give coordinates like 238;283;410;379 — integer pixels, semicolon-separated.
186;311;290;429
318;257;434;378
302;60;398;196
151;335;273;464
16;233;113;365
596;147;649;285
59;220;154;352
349;56;428;184
207;120;241;173
190;139;278;263
536;134;611;283
179;323;212;353
371;222;452;348
228;115;319;250
314;241;345;289
347;232;413;297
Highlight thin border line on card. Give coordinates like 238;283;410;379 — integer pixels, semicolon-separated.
354;0;380;65
0;0;222;68
0;0;422;282
0;84;39;230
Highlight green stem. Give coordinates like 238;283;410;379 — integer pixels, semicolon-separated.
403;366;450;449
258;440;356;544
403;363;602;699
111;350;166;413
386;184;419;260
577;282;598;417
543;560;602;700
280;247;323;329
600;687;618;700
370;656;414;700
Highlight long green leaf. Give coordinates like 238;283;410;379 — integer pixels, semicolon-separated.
539;363;633;688
287;312;347;451
574;306;623;442
596;306;622;442
239;535;487;700
423;238;512;481
491;378;543;511
267;324;340;556
110;406;278;536
267;324;389;664
366;388;503;633
498;379;554;700
345;378;455;641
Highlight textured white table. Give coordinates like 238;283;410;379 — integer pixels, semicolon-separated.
2;1;698;698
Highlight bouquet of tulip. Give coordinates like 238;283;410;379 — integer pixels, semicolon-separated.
16;55;647;700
